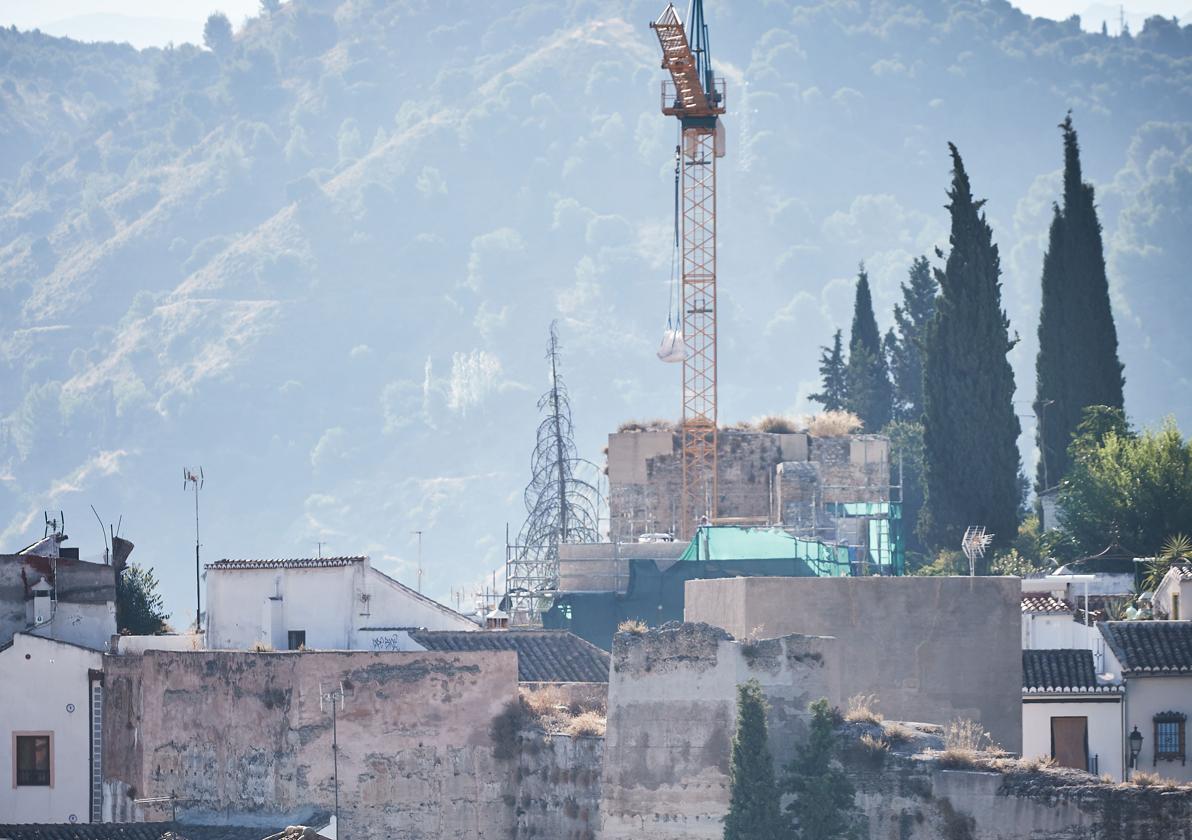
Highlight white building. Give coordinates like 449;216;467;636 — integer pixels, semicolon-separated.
1153;564;1191;620
0;633;104;823
1100;620;1192;783
1021;648;1123;779
205;555;477;650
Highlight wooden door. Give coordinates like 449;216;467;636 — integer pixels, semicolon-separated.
1051;716;1089;771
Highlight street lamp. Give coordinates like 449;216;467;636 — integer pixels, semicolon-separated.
1129;726;1144;769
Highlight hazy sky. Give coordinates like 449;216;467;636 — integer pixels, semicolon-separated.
0;0;1188;48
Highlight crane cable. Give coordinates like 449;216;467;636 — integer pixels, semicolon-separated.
667;128;681;329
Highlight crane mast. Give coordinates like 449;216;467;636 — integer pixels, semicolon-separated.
651;2;725;540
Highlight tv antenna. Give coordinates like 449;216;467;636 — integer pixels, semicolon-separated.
411;530;423;593
183;467;204;633
319;683;346;836
90;505;111;564
961;526;993;577
43;510;65;539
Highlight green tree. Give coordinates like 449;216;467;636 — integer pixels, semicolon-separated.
1059;408;1192;557
116;563;169;635
888;256;938;421
203;12;234;55
886;420;927;565
810;329;848;412
920;144;1022;556
844;266;892;431
1034;114;1125;492
724;679;783;840
783;699;856;840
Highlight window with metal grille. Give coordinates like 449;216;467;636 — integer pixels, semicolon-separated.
287;630;306;651
15;734;51;786
1154;712;1187;765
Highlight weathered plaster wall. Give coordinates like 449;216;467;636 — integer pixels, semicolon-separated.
685;576;1023;752
845;747;1192;840
1122;674;1192;783
599;623;839;840
102;650;518;839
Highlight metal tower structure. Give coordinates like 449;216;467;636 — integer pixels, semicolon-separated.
651;1;726;541
506;322;605;625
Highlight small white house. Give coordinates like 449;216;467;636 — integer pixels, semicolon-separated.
1100;620;1192;783
1153;564;1191;620
0;633;104;823
205;555;477;650
1021;648;1123;779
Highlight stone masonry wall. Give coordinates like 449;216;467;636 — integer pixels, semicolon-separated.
102;650;518;839
843;745;1192;840
513;731;603;840
607;430;888;542
599;623;840;840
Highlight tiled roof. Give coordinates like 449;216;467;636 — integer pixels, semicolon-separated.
1172;564;1192;581
408;629;610;683
0;825;269;840
1022;649;1119;694
1021;594;1072;614
1100;620;1192;674
206;556;365;570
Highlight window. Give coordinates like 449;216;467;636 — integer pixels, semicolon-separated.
1173;592;1181;621
1154;712;1187;765
14;733;51;787
287;630;306;651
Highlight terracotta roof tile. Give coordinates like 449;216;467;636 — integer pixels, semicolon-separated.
0;825;268;840
408;629;610;683
1100;621;1192;674
206;557;365;570
1021;594;1072;614
1022;649;1119;694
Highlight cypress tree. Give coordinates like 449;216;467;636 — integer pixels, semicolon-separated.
844;266;893;431
810;329;848;412
724;679;782;840
1034;114;1125;492
888;256;938;421
920;144;1022;555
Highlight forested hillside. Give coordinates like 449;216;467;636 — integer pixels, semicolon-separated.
1;0;1189;618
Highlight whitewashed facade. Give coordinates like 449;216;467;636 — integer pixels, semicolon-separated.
0;633;103;823
205;556;476;651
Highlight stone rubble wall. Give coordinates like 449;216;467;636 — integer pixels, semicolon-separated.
513;732;603;840
606;430;889;543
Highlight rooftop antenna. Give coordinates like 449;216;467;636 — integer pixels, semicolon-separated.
90;505;111;564
961;526;993;577
183;467;204;633
316;541;326;559
411;530;423;593
319;682;345;836
44;510;64;539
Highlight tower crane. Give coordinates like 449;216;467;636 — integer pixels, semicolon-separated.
651;1;726;540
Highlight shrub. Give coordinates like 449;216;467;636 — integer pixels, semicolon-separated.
566;711;606;737
858;732;889;753
617;619;648;635
490;698;528;760
937;718;997;769
881;722;914;744
617;418;674;433
757;414;800;434
806;410;862;436
844;694;883;725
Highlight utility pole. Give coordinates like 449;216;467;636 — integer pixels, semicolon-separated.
411;530;423;593
183;467;204;633
320;683;344;837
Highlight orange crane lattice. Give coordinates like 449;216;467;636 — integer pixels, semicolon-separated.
651;2;725;540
